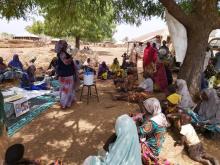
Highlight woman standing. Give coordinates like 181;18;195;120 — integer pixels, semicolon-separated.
55;40;76;109
153;62;168;92
143;42;157;75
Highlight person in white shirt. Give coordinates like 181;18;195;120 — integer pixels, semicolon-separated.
175;114;219;165
138;72;154;93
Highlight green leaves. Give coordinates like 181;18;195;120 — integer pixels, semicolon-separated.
24;0;116;42
26;20;44;35
0;0;37;20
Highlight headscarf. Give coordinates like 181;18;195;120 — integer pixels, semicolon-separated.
83;115;142;165
111;58;120;73
143;98;169;127
55;40;68;54
198;88;220;124
98;62;109;77
167;93;181;105
176;79;195;109
8;54;23;70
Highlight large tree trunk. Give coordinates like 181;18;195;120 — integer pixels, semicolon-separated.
178;26;211;94
159;0;220;95
75;36;80;49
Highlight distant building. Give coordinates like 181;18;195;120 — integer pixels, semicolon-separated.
13;33;40;41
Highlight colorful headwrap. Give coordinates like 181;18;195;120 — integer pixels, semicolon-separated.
167;93;181;105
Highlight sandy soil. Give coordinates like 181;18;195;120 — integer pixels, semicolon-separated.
0;44;219;165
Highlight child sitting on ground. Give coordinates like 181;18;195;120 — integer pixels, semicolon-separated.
175;114;219;165
136;72;153;93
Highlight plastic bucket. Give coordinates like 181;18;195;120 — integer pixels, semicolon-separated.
84;72;94;85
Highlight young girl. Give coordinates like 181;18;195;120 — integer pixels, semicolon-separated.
175;114;219;165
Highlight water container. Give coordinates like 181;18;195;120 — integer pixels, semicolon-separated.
83;71;94;85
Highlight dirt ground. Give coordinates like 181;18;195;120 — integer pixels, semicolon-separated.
0;44;219;165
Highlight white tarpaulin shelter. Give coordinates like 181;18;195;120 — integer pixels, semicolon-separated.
165;10;187;63
131;28;169;43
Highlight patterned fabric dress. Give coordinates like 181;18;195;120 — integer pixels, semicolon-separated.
59;76;75;108
136;98;171;165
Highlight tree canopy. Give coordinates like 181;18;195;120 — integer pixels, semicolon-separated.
25;0;116;47
1;0;220;92
26;20;44;35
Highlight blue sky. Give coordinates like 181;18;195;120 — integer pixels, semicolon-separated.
0;16;166;41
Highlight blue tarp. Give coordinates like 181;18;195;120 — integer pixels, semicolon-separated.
5;95;56;136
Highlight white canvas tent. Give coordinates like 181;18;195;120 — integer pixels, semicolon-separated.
131;28;169;43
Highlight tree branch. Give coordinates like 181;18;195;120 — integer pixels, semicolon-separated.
159;0;189;26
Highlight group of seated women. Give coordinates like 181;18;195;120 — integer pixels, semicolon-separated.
0;54;24;82
0;54;58;90
84;76;220;165
84;98;171;165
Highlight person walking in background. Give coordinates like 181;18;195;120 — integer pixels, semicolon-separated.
55;40;76;109
129;43;138;67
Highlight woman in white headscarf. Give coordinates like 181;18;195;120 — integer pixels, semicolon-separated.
138;98;169;164
83;114;142;165
176;79;196;109
198;88;220;125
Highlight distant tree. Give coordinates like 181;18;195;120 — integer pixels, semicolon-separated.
26;21;44;35
25;1;116;49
